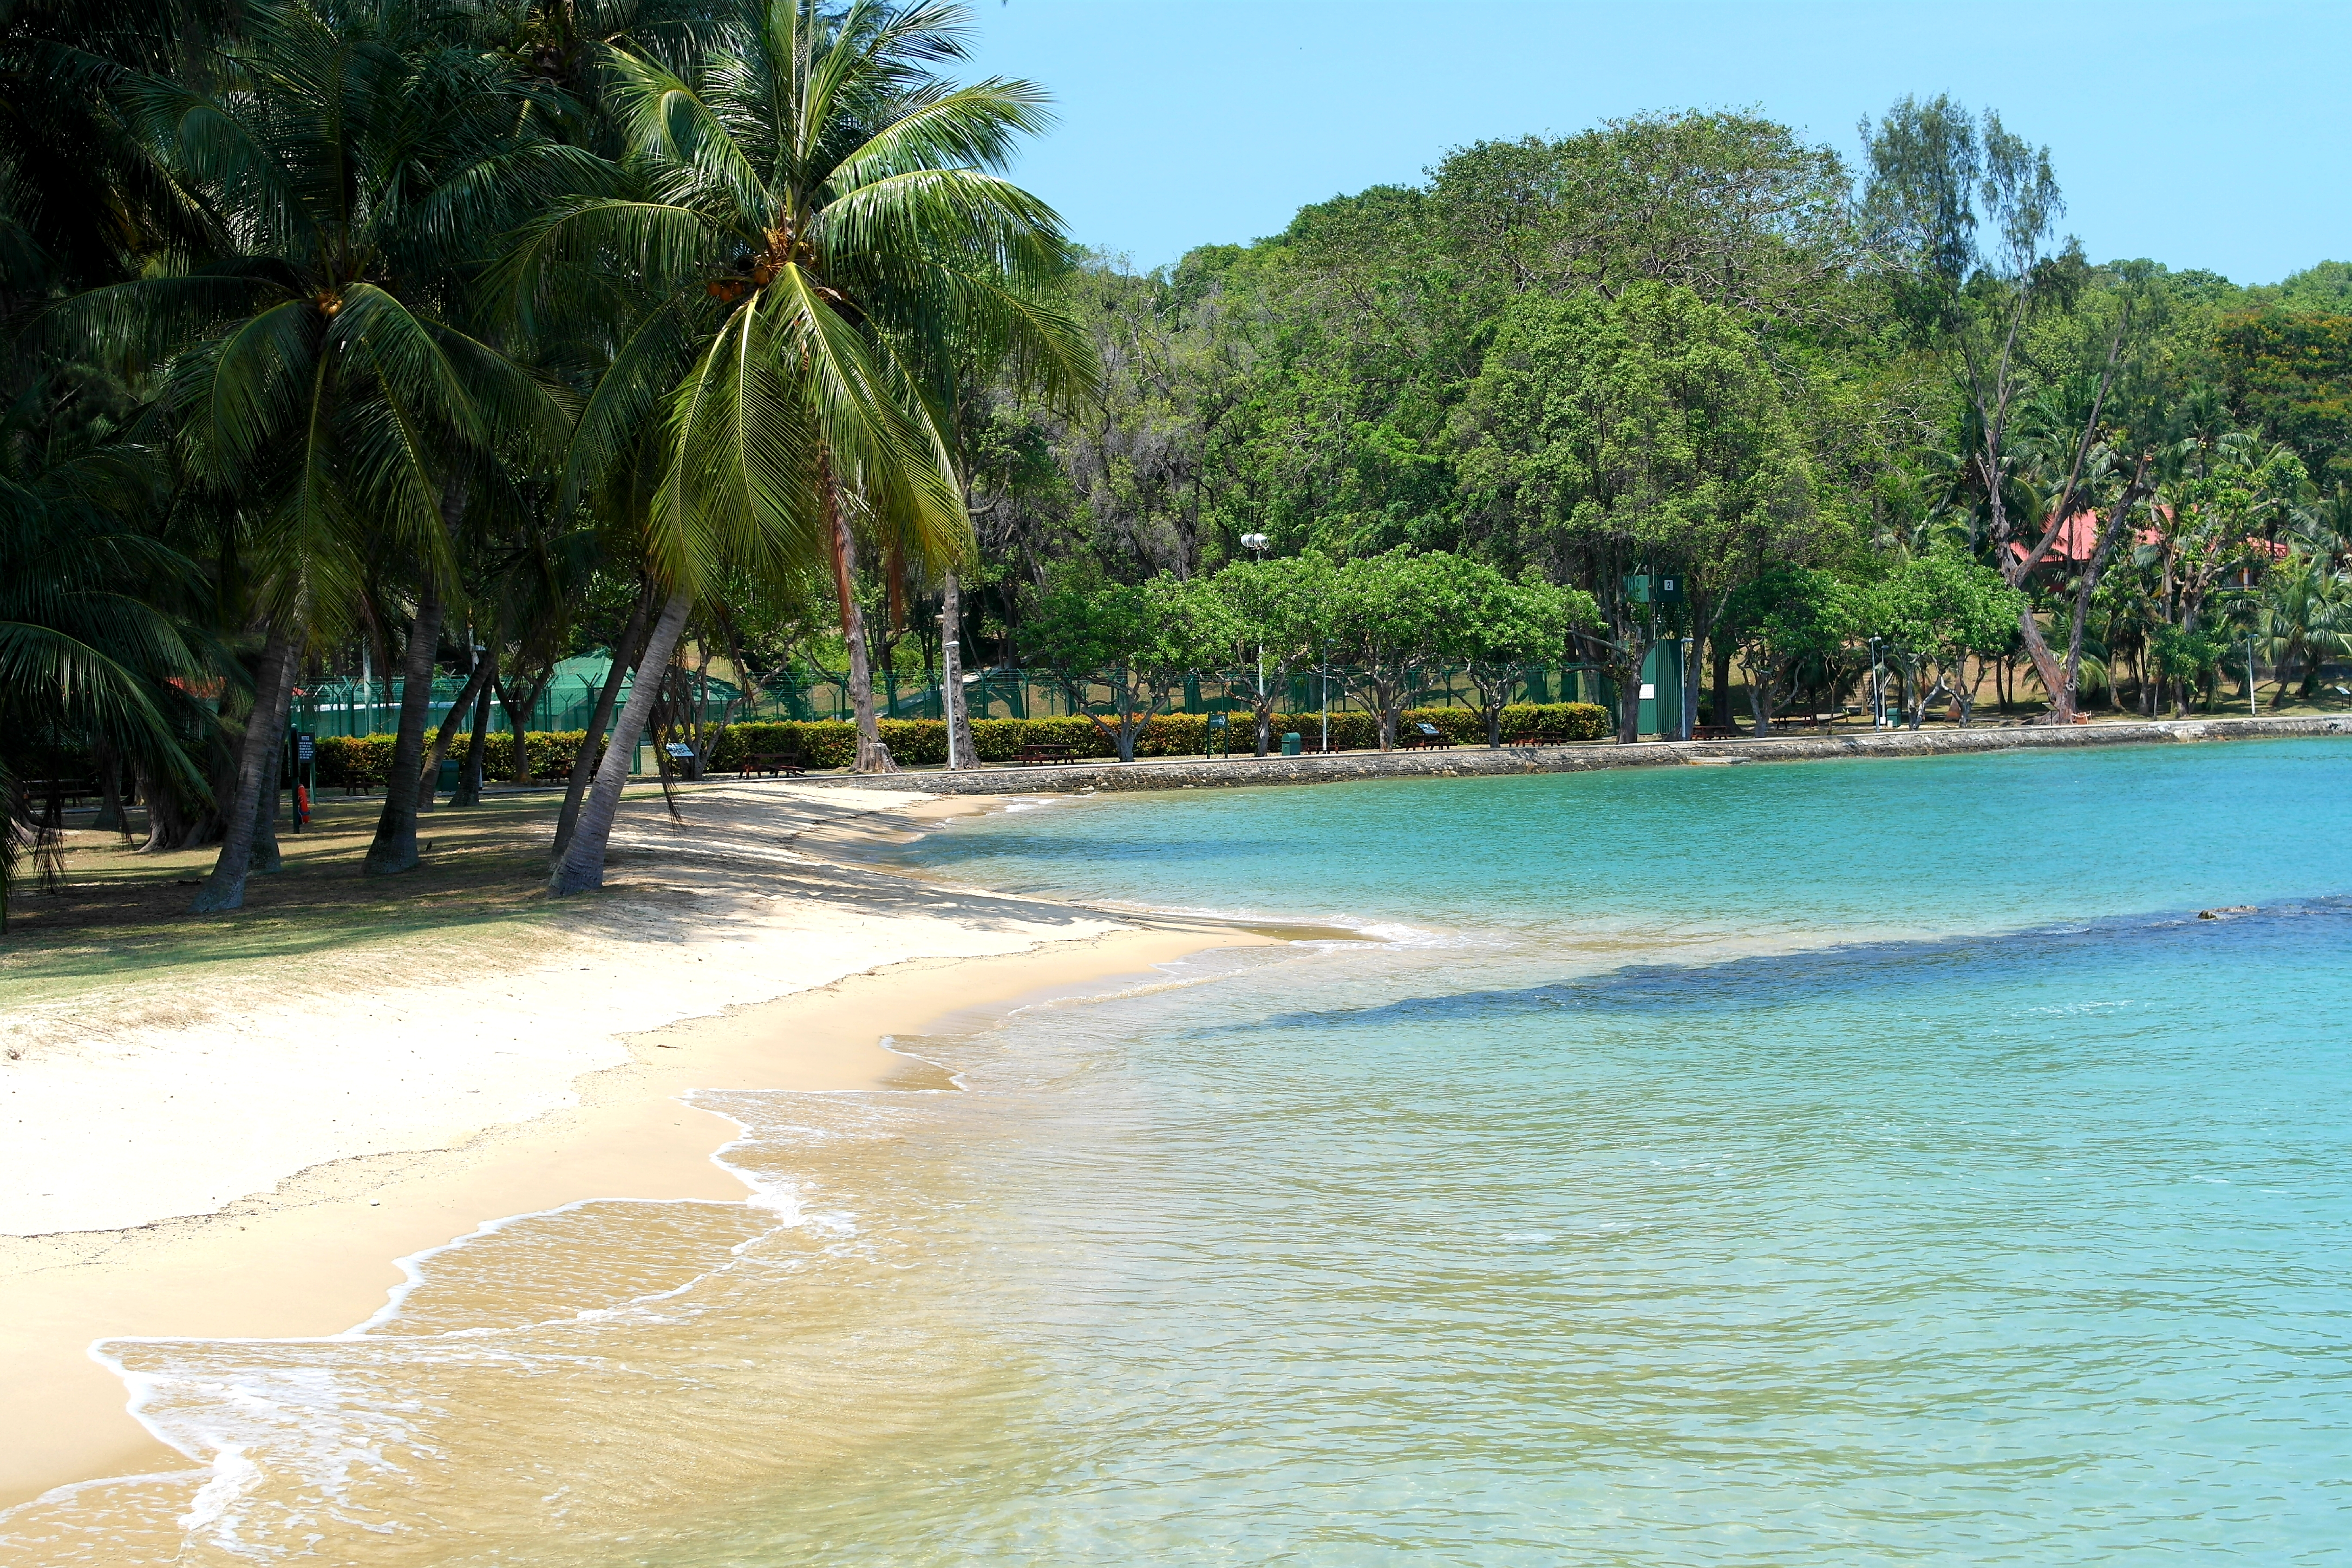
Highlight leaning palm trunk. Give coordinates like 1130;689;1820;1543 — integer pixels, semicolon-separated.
364;585;443;876
552;588;653;862
415;652;496;812
190;627;299;913
550;587;692;896
831;501;897;773
451;649;497;807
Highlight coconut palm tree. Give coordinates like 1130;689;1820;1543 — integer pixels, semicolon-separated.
2259;553;2352;702
509;0;1089;894
0;382;213;926
53;0;571;908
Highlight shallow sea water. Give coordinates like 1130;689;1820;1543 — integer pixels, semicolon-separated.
6;739;2350;1564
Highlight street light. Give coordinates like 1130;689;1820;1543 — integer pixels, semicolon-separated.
1239;535;1271;750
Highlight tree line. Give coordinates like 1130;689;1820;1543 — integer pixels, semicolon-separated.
2;0;1089;923
6;1;2351;924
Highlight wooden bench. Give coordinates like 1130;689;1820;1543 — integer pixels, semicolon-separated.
737;751;807;778
18;778;99;805
1015;743;1079;766
1399;725;1455;750
1507;729;1569;747
1691;724;1738;741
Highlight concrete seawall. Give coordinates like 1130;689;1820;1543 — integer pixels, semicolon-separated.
774;714;2352;797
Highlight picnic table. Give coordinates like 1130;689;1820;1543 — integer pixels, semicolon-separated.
1015;743;1080;766
1507;728;1568;747
737;751;807;778
1399;723;1454;750
1691;724;1739;740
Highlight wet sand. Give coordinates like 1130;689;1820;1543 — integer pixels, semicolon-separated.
0;782;1273;1510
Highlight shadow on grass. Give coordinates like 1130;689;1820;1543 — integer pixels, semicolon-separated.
2;792;569;997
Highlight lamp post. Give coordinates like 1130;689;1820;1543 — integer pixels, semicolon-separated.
1868;637;1884;728
1240;533;1270;750
2247;631;2259;718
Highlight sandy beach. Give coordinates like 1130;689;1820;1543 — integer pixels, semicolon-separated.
0;779;1272;1511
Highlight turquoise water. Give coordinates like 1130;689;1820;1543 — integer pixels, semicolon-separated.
846;740;2352;1563
10;740;2349;1564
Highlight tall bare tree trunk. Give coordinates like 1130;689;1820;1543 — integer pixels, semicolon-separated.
191;627;299;913
92;743;124;835
942;570;979;768
550;587;692;896
364;584;443;876
249;728;282;874
415;651;495;812
552;587;653;862
829;490;897;774
452;647;496;807
496;672;547;783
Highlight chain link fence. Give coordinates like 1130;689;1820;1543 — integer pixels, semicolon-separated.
293;663;1615;737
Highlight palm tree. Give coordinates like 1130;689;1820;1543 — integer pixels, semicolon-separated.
56;0;569;908
2259;553;2352;702
0;382;212;926
510;0;1089;894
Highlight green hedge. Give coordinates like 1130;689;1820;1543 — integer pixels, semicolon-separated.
707;702;1610;769
312;702;1612;788
316;731;587;790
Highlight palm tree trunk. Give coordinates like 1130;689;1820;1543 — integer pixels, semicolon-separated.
414;650;494;811
942;570;979;767
452;648;496;807
550;586;691;896
92;743;124;834
552;586;654;861
496;672;545;783
829;489;897;774
364;584;443;876
249;733;283;874
190;626;299;913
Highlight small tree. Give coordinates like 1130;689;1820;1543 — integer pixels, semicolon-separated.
1722;566;1860;734
1028;576;1234;761
1331;550;1462;750
1445;565;1596;746
1863;554;2024;728
1211;554;1335;755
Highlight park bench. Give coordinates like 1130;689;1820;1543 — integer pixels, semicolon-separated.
737;750;807;778
1507;728;1569;747
1399;723;1454;750
1015;743;1080;766
1691;724;1739;740
16;779;99;807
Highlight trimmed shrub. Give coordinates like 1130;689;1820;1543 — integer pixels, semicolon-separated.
315;730;589;790
707;702;1612;769
313;700;1613;791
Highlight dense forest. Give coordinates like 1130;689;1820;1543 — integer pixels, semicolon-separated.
5;0;2350;919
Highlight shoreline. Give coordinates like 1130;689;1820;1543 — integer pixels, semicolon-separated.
0;787;1282;1511
780;713;2352;795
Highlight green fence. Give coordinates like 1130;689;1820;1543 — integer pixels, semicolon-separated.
294;663;1615;738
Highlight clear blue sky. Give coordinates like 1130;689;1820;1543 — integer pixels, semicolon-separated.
960;0;2344;285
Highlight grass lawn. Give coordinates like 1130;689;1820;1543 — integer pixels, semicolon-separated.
0;788;622;1009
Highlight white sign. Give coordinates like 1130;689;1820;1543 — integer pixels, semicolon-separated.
1638;683;1656;700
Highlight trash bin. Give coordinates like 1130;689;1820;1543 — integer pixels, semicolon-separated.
1280;732;1301;756
435;756;460;790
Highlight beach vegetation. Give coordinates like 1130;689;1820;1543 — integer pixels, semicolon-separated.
7;4;2352;925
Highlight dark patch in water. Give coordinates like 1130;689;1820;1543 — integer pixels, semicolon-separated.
1244;897;2352;1029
